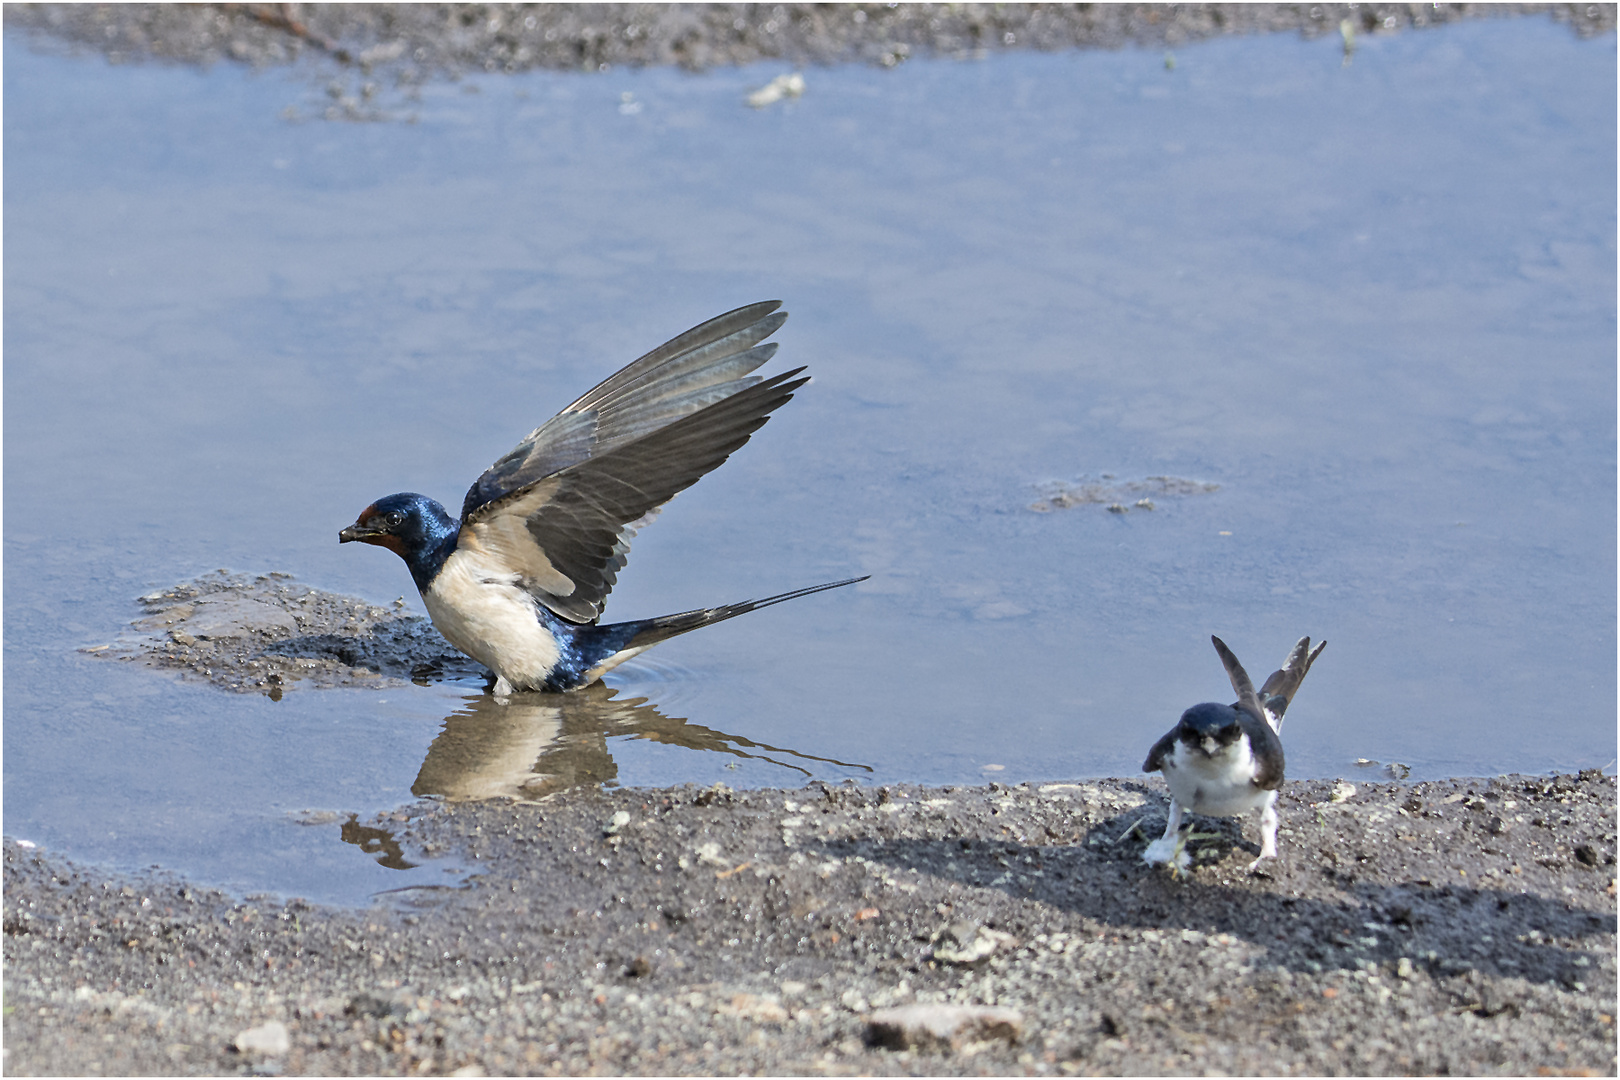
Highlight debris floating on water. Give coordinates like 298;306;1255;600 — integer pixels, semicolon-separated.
747;72;805;108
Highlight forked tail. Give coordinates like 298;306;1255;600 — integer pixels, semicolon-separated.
629;576;869;648
575;576;869;685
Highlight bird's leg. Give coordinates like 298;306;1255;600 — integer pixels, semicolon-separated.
1142;798;1187;868
1246;794;1280;872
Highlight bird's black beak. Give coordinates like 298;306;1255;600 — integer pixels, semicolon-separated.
339;523;376;544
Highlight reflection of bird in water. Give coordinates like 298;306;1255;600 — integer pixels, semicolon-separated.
412;682;871;802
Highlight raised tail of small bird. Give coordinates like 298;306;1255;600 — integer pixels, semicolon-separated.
577;576;869;684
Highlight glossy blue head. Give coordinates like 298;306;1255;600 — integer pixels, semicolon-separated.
339;492;460;593
1176;702;1246;755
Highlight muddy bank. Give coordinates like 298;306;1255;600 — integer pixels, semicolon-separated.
8;3;1615;84
82;572;484;695
5;772;1614;1075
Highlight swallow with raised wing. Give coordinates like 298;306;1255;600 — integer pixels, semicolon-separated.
340;302;865;694
1142;635;1326;871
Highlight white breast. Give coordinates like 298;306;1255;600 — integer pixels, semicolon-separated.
422;546;561;690
1162;735;1270;817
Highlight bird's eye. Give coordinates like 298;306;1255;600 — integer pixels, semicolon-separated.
385;512;405;528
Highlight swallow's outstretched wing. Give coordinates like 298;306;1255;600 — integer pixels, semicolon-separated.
457;302;805;624
1211;636;1262;719
1255;636;1327;727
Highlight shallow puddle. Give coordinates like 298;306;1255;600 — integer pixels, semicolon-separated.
5;20;1614;902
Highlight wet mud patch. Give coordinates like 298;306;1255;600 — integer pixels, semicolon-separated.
1029;474;1220;514
83;571;484;695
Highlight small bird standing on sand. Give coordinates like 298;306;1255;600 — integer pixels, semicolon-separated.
1142;635;1326;871
341;302;864;694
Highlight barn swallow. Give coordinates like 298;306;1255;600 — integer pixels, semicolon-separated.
1142;635;1326;871
340;302;865;694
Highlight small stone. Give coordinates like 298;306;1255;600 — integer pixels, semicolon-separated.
234;1020;289;1057
603;810;631;836
932;922;1016;965
1574;843;1601;866
345;993;400;1018
721;992;789;1023
866;1004;1023;1052
1329;781;1356;803
1396;956;1415;979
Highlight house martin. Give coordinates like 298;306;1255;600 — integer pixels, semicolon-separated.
1142;635;1326;871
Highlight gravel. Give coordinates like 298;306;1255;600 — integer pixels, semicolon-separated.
44;582;1620;1074
7;3;1615;85
6;771;1614;1075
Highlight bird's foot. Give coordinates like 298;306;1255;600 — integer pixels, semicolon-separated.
1245;851;1277;874
1143;836;1190;871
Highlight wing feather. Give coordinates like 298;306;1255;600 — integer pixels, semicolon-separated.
1212;636;1293;787
1244;713;1287;789
1211;636;1259;714
1143;728;1178;773
462;367;809;623
567;302;785;416
461;303;788;520
1255;636;1326;723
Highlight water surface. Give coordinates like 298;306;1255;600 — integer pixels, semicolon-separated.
6;20;1614;902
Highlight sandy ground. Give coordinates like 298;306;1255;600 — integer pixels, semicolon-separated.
5;770;1616;1075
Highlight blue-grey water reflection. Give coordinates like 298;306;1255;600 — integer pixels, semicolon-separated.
5;20;1614;903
